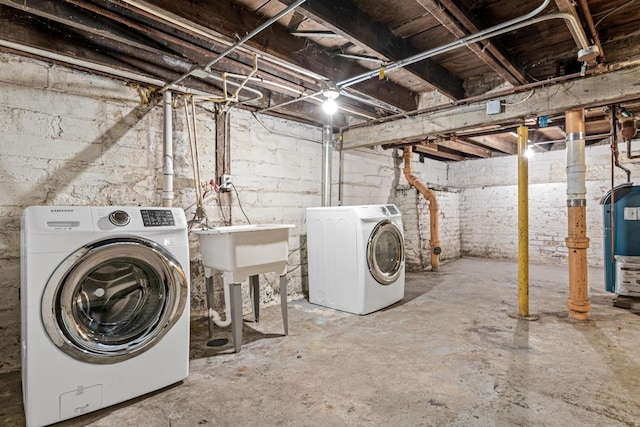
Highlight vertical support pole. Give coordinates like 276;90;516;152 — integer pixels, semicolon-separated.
517;125;529;317
565;108;591;320
162;91;174;207
322;124;333;207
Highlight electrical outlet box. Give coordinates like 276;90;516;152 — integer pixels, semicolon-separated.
486;100;502;115
220;174;232;190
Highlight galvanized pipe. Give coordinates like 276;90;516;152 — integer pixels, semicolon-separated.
403;148;441;271
321;124;333;206
162;91;174;207
517;125;529;317
565;108;591;320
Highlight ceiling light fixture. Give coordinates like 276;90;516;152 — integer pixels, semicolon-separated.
577;45;600;62
322;84;340;115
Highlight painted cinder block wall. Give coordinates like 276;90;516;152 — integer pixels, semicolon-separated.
0;53;403;373
449;145;640;268
3;52;639;374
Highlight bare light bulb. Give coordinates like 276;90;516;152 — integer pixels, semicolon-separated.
322;86;340;115
323;98;338;115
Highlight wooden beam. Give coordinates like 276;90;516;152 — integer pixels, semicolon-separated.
460;136;517;155
416;0;527;85
341;64;640;149
436;137;492;158
414;143;464;161
279;0;464;99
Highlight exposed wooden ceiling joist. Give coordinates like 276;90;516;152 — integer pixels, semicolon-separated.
278;0;464;99
415;0;527;86
125;0;419;112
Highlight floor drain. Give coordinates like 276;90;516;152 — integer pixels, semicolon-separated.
206;338;228;347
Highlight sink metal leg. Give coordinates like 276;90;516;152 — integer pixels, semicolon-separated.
279;275;288;335
205;275;214;338
229;282;243;353
249;275;260;323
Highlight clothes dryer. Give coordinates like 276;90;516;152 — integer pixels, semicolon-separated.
306;204;405;314
21;206;190;427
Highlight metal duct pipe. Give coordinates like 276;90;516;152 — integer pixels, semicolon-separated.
162;91;174;207
403;148;441;271
321;124;332;206
565;108;591;320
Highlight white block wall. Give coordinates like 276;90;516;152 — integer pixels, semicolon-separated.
0;53;412;373
3;51;640;374
450;145;640;267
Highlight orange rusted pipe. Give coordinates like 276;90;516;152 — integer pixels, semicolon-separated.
403;148;441;271
565;108;591;320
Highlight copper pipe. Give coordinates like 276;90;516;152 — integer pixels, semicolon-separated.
565;108;591;320
403;148;441;271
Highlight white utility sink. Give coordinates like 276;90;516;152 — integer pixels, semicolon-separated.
194;224;295;282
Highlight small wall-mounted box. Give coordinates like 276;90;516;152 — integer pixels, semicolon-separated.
486;100;502;115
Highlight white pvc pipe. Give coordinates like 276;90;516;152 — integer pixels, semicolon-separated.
162;91;174;207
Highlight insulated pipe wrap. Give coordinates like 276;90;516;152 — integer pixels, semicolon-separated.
566;132;586;202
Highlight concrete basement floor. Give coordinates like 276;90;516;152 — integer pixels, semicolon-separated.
2;257;640;426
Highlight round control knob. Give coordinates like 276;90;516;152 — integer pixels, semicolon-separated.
109;210;130;226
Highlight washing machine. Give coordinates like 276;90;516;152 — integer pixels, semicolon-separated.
306;204;405;314
21;206;190;427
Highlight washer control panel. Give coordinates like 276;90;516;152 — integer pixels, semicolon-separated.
140;209;175;227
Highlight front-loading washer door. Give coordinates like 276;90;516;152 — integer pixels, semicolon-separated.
42;236;187;364
367;220;404;285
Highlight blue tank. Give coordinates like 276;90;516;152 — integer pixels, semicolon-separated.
601;183;640;292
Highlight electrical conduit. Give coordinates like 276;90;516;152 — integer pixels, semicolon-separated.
403;148;441;271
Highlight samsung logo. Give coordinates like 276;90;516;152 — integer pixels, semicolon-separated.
51;209;74;213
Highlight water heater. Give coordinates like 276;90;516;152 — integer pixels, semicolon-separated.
601;183;640;296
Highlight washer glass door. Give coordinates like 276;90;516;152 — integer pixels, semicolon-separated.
42;237;187;364
367;220;404;285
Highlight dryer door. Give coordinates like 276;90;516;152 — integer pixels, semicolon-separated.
42;236;188;364
367;220;404;285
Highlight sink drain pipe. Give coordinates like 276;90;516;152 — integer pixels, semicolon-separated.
565;108;591;320
403;148;441;271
